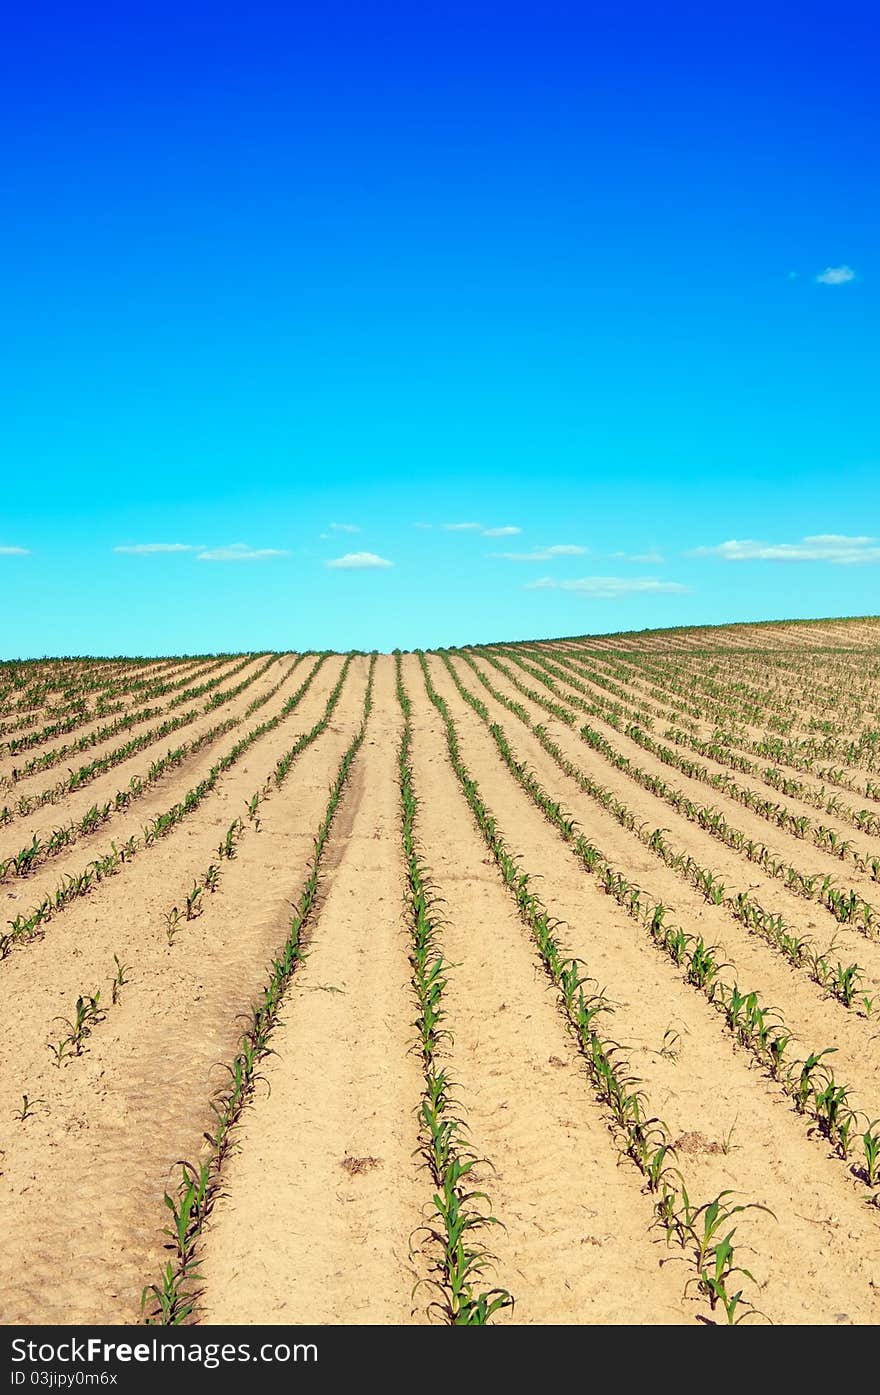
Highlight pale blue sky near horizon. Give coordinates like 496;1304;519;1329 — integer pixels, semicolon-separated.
2;3;878;656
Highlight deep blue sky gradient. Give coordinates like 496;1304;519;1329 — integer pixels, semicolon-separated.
2;3;878;653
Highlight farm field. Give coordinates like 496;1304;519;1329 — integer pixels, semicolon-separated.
2;618;880;1326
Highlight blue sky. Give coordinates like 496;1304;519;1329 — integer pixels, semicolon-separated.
2;3;878;655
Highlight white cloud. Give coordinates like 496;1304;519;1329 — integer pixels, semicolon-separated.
436;521;524;536
612;550;665;564
495;544;587;562
329;522;360;533
197;543;289;563
114;543;204;554
690;534;880;564
527;576;687;598
815;265;856;285
326;551;393;570
0;545;30;556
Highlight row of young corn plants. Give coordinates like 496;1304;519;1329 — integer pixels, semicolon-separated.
0;655;300;823
550;643;880;783
0;656;339;959
167;654;273;711
534;641;880;817
525;644;831;777
441;653;880;1197
159;658;357;950
536;645;699;733
2;655;277;788
524;644;702;730
541;646;880;864
591;640;880;746
560;638;868;762
667;723;880;820
395;655;513;1324
575;716;880;939
44;658;357;1073
0;727;237;877
0;658;304;881
0;656;187;730
141;656;376;1325
0;654;246;758
464;652;876;1016
597;631;875;706
520;644;827;778
555;637;826;731
550;642;860;756
3;654;235;748
418;653;771;1324
0;658;228;779
621;722;880;872
553;642;788;735
3;715;222;819
0;658;309;876
489;648;880;943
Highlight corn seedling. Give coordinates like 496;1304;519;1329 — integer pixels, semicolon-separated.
111;952;130;1005
861;1119;880;1187
13;1094;45;1122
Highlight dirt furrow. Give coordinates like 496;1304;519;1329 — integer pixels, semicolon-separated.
450;653;880;1142
0;658;370;1324
0;655;313;930
0;655;264;802
554;645;880;802
199;656;424;1325
399;654;692;1324
482;653;880;980
0;656;282;857
553;647;880;790
0;656;354;1097
0;656;230;778
426;653;880;1325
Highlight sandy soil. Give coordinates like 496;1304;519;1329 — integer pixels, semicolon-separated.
0;656;228;776
0;655;263;798
0;655;279;847
0;656;367;1322
3;625;880;1326
399;656;692;1323
200;659;425;1324
425;654;880;1323
0;655;308;938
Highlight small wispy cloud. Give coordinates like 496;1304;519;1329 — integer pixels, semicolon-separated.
689;534;880;565
0;545;30;556
197;543;289;563
326;551;393;570
815;265;856;285
612;550;665;564
495;544;587;562
441;521;525;537
329;522;360;533
527;576;687;598
114;543;204;555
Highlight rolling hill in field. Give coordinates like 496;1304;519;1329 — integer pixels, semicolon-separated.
2;617;880;1325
